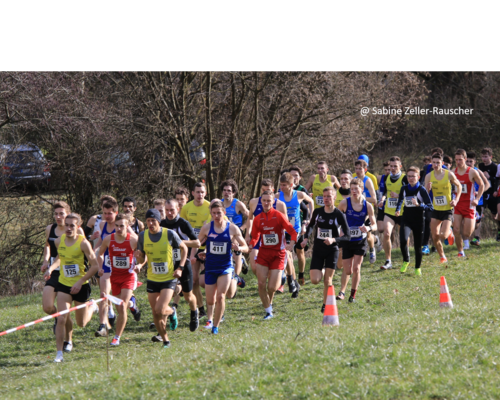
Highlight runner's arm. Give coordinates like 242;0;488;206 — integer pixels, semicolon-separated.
335;211;351;243
180;220;202;248
298;191;314;218
249;214;261;248
279;212;298;243
449;171;462;204
70;239;100;293
418;186;434;211
230;224;249;253
365;178;377;204
304;174;315;191
41;225;51;271
395;187;405;214
331;175;341;189
472;169;485;203
236;201;250;231
304;208;320;239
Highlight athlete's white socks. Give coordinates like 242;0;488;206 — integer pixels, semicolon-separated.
108;307;115;318
265;306;273;314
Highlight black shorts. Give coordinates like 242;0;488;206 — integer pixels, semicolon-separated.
147;279;178;293
291;234;309;252
179;261;193;293
431;209;453;222
194;249;206;264
45;269;60;288
384;214;401;225
310;246;339;270
485;194;499;215
377;208;385;222
342;239;367;259
55;282;91;303
476;205;484;218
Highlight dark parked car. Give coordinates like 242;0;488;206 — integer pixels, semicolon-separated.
0;144;51;191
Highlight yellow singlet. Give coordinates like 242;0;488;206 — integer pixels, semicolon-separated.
384;174;406;216
58;234;87;287
312;175;332;209
144;228;175;282
430;170;452;211
180;199;211;249
353;171;379;191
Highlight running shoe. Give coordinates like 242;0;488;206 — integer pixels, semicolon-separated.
275;285;284;293
440;256;448;264
63;341;73;352
236;275;246;288
53;317;58;335
190;309;199;332
149;322;156;330
291;280;300;299
369;250;376;264
95;324;108;337
110;338;120;346
447;230;455;246
168;308;178;331
263;312;274;320
380;260;393;270
321;304;325;313
375;237;383;253
129;296;142;322
336;292;345;301
400;261;410;273
54;353;63;363
471;238;480;246
415;268;422;276
163;341;171;348
151;335;162;342
221;314;225;322
348;296;355;303
204;320;213;330
212;327;219;335
457;252;466;259
422;245;430;255
241;257;249;275
463;240;470;250
288;279;296;294
431;246;437;253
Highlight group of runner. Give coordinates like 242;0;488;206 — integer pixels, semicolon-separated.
41;147;500;362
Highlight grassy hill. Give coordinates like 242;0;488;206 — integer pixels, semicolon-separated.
1;241;500;399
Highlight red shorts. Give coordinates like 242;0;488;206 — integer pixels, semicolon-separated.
256;249;286;270
111;272;137;296
453;202;475;219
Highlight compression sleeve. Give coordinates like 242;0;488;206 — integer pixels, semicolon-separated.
305;208;319;239
300;201;310;221
84;225;93;241
334;211;351;243
419;186;434;211
395;186;406;212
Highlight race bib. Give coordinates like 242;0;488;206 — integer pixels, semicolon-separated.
350;227;362;238
288;216;295;227
404;197;417;207
104;255;111;268
173;248;181;262
210;242;228;255
387;198;398;208
461;184;468;194
317;229;332;239
263;234;279;246
113;256;130;269
193;228;201;237
315;196;324;206
152;262;168;274
434;196;447;206
63;264;79;278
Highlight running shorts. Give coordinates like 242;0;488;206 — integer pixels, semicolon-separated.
55;282;91;303
111;272;138;296
256;248;287;271
310;246;339;270
342;239;367;259
147;279;178;293
454;203;475;219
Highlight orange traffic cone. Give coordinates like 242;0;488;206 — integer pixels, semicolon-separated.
322;285;339;326
440;276;453;308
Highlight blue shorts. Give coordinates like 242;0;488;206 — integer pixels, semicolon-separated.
253;239;261;251
204;268;233;285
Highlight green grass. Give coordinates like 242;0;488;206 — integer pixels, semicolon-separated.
1;241;500;399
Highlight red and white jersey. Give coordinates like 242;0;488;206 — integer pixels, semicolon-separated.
454;167;475;205
108;233;135;277
249;208;297;251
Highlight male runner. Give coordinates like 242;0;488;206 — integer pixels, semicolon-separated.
85;195;117;243
279;173;313;297
464;152;490;249
337;179;376;302
175;187;190;210
354;159;379;264
135;209;188;348
395;167;433;275
452;149;484;258
41;201;84;336
98;214;141;346
160;199;201;332
378;156;408;270
305;161;340;209
478;148;498;244
93;200;119;336
335;170;352;208
154;199;167;220
424;153;462;263
197;201;248;333
288;165;312;285
376;162;391;247
45;213;100;362
353;155;379;192
302;186;350;311
249;191;297;320
180;182;211;318
221;179;249;281
419;156;433;255
122;196;144;235
246;179;289;278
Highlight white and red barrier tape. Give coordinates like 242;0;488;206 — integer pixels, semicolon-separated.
0;294;124;337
